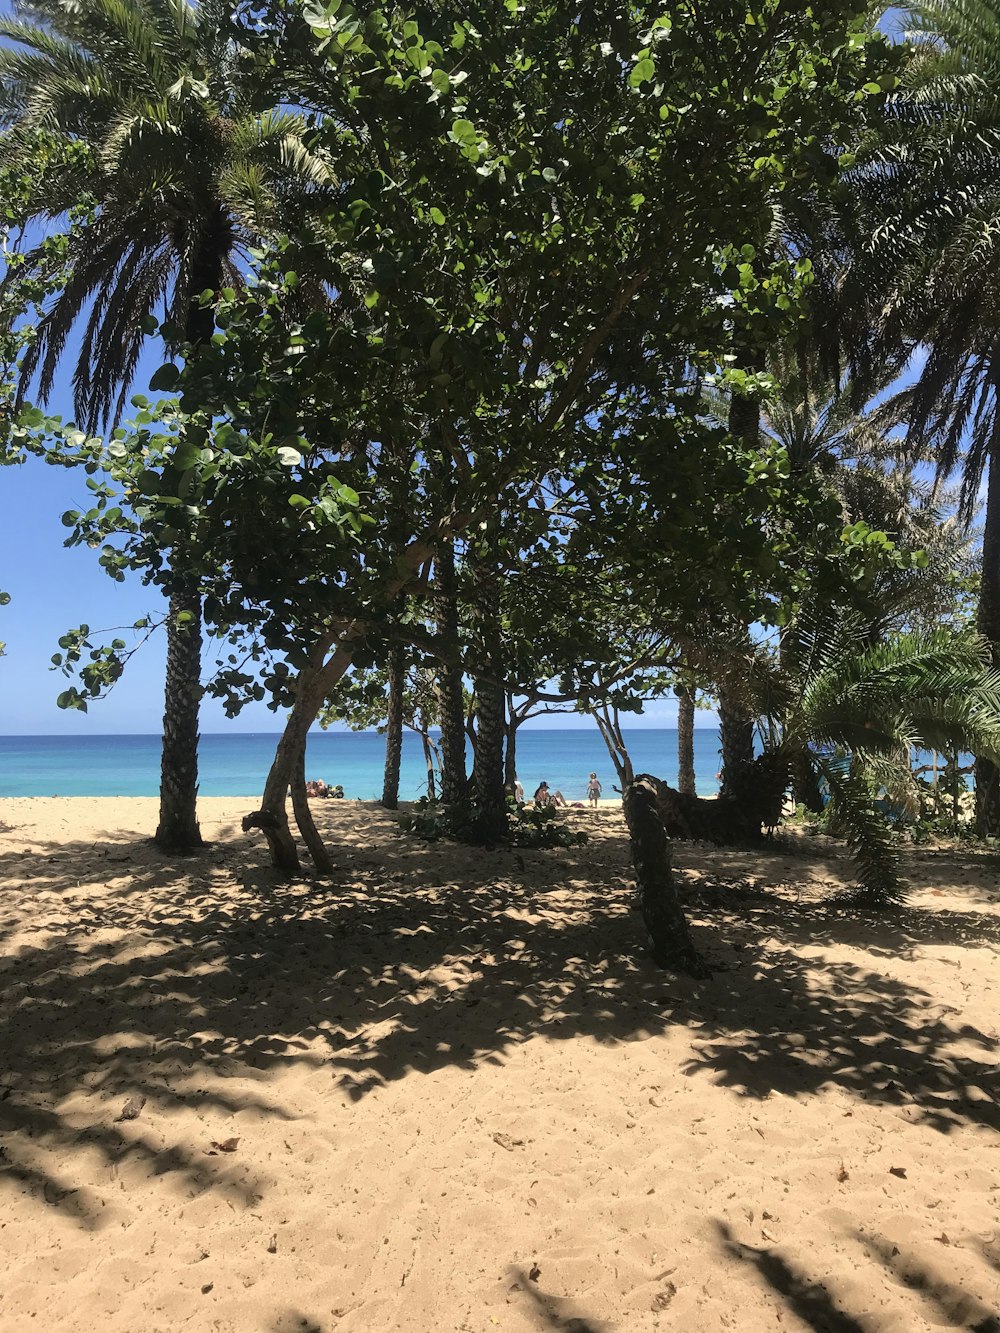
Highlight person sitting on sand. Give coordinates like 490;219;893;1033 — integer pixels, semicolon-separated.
305;779;330;798
586;772;602;808
533;781;567;808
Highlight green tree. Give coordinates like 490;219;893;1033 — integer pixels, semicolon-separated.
847;0;1000;834
778;624;1000;905
40;1;894;873
0;0;333;849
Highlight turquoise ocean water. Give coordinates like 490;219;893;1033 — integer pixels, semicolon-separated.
0;728;725;801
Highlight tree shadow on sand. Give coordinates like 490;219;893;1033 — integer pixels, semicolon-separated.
0;820;997;1227
714;1220;1000;1332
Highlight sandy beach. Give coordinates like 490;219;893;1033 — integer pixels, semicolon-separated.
1;796;998;1332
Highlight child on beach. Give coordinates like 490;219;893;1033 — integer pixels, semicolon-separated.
587;772;602;808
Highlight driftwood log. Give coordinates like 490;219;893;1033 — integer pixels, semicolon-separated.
636;753;789;845
622;776;712;978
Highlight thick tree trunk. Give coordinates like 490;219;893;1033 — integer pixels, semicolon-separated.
435;542;467;805
677;685;696;796
291;745;334;875
382;642;404;810
153;233;229;852
976;445;1000;837
717;682;755;798
154;586;204;851
622;777;711;978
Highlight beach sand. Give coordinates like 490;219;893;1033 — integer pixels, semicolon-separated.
0;796;998;1333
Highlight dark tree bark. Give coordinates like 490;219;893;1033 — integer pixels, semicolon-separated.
622;777;711;978
471;560;507;842
790;751;825;814
717;380;761;799
677;685;697;796
504;704;518;792
154;585;204;851
382;641;404;810
637;761;787;846
153;227;230;852
976;444;1000;837
291;745;334;875
435;541;467;805
717;684;755;798
778;631;824;813
420;732;437;799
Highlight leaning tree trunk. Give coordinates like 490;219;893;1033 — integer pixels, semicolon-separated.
435;541;467;805
244;643;354;872
382;641;404;810
976;442;1000;837
593;703;635;789
622;777;712;978
290;744;334;875
677;685;697;797
470;558;507;842
154;585;204;851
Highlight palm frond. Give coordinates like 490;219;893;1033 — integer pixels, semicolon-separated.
815;752;906;906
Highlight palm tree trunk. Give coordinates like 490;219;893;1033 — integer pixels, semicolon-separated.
677;685;696;796
717;686;754;797
382;642;404;810
154;586;204;851
153;234;228;852
976;444;1000;836
435;542;467;805
779;632;824;812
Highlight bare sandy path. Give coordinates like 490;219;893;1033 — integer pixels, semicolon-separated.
0;798;998;1332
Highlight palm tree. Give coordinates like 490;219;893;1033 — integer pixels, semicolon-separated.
846;0;1000;834
0;0;332;849
754;344;973;806
653;624;1000;905
777;623;1000;905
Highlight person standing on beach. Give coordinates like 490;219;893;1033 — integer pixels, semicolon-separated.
587;772;603;808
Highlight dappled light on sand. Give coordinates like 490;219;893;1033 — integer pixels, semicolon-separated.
1;797;998;1331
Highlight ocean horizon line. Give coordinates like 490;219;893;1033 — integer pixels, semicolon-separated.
0;729;725;799
0;724;720;739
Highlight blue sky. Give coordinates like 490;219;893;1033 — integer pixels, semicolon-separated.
0;5;906;737
0;437;692;734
